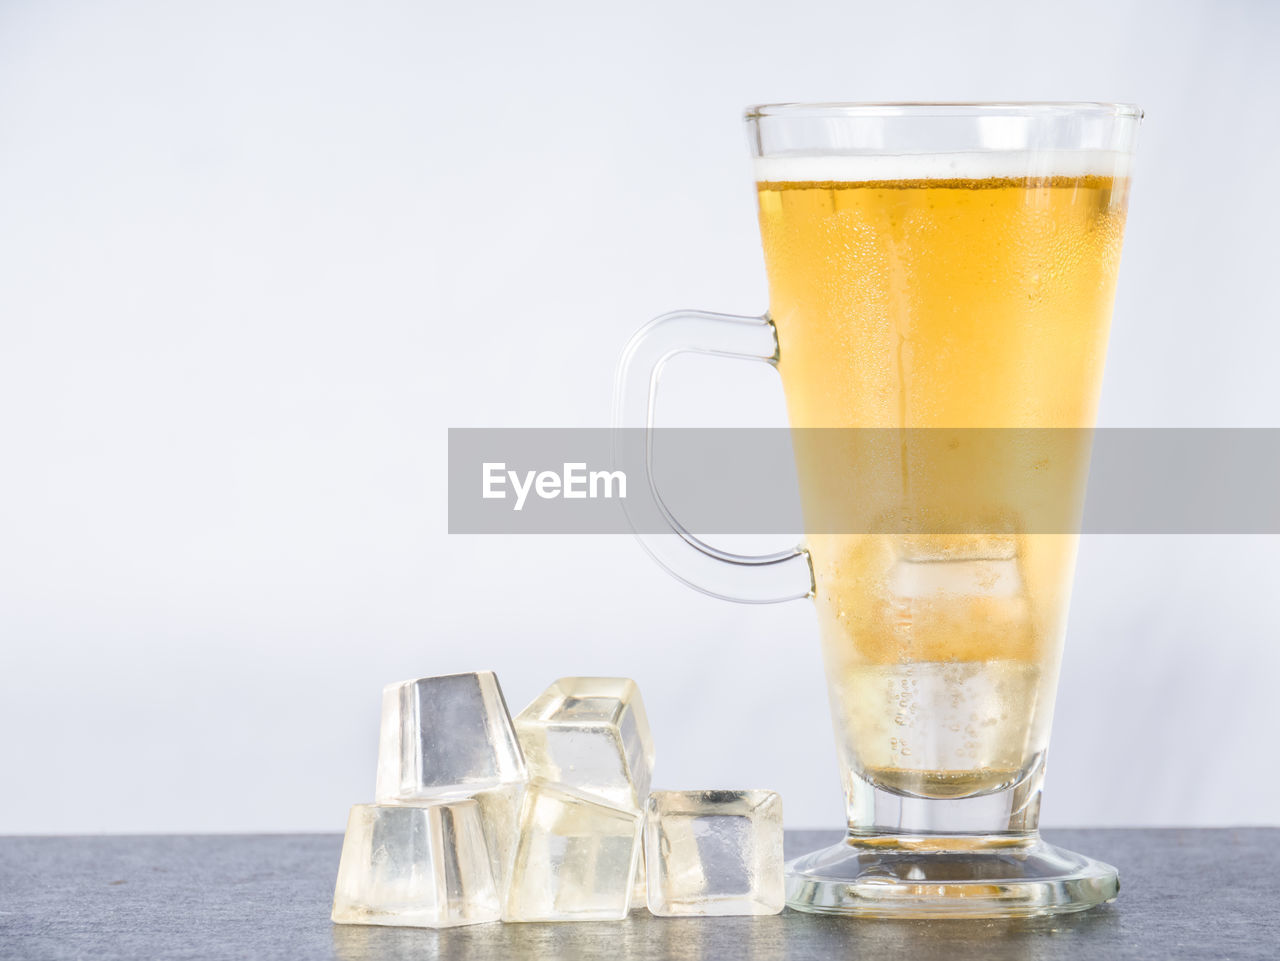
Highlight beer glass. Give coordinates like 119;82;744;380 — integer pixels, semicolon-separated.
615;103;1140;917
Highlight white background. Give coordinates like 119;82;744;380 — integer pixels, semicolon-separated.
2;0;1277;834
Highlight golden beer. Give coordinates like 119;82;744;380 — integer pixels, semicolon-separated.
757;165;1130;799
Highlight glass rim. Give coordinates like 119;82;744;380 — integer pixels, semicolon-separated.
744;101;1143;121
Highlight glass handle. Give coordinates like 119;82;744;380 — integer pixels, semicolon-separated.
612;309;814;603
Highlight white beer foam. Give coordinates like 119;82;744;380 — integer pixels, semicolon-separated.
754;150;1130;182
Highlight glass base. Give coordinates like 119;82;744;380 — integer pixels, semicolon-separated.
785;834;1118;919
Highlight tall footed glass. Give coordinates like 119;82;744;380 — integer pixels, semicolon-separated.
615;103;1140;917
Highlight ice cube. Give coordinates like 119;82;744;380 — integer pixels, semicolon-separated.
375;672;526;800
514;677;654;810
645;789;784;917
331;800;500;928
503;779;643;922
397;782;524;898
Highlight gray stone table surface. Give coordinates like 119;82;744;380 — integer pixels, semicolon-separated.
0;829;1275;960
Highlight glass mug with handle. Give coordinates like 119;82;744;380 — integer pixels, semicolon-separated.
615;102;1140;918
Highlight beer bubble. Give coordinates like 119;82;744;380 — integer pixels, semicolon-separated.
754;150;1131;185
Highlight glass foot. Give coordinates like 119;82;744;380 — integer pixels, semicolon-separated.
785;834;1118;919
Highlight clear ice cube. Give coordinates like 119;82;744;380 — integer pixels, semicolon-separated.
503;779;643;922
392;782;524;898
515;676;654;810
645;789;784;917
331;801;500;928
375;671;527;799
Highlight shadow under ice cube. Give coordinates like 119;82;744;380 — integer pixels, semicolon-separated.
645;790;784;916
503;779;643;922
331;801;500;928
515;676;655;810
